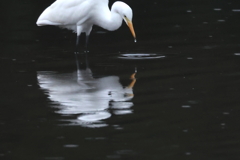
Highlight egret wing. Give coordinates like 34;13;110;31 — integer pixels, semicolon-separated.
37;0;107;26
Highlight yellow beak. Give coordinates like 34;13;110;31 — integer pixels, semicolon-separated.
124;17;137;42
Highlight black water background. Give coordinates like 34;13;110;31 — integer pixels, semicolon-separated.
1;0;240;159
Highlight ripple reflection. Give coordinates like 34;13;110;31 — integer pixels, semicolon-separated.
37;54;137;128
118;53;165;59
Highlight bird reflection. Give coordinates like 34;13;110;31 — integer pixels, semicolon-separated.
37;54;136;128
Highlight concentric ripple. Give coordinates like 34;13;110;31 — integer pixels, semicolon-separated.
118;53;165;60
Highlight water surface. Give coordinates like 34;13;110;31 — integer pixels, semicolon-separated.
1;0;240;159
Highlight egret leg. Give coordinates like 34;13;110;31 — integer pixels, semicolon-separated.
76;35;80;46
84;26;92;53
84;35;90;53
75;53;80;70
75;35;81;54
75;26;83;54
75;50;88;71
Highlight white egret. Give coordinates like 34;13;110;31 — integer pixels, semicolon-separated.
36;0;136;49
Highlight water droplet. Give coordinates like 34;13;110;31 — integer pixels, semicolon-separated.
232;9;240;12
217;19;225;22
185;152;191;155
223;112;230;115
213;8;222;11
188;100;198;104
234;53;240;56
63;144;79;148
182;105;191;108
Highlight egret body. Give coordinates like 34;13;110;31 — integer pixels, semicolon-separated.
36;0;136;49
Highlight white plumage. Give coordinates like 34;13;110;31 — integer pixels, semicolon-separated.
36;0;136;46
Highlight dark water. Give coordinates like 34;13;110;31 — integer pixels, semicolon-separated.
1;0;240;159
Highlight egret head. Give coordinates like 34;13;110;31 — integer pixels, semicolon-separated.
113;1;136;41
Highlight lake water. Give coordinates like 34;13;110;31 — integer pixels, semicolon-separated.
1;0;240;159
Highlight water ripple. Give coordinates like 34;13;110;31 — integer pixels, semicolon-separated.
118;53;165;60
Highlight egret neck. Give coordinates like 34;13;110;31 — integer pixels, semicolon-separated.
93;6;123;31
